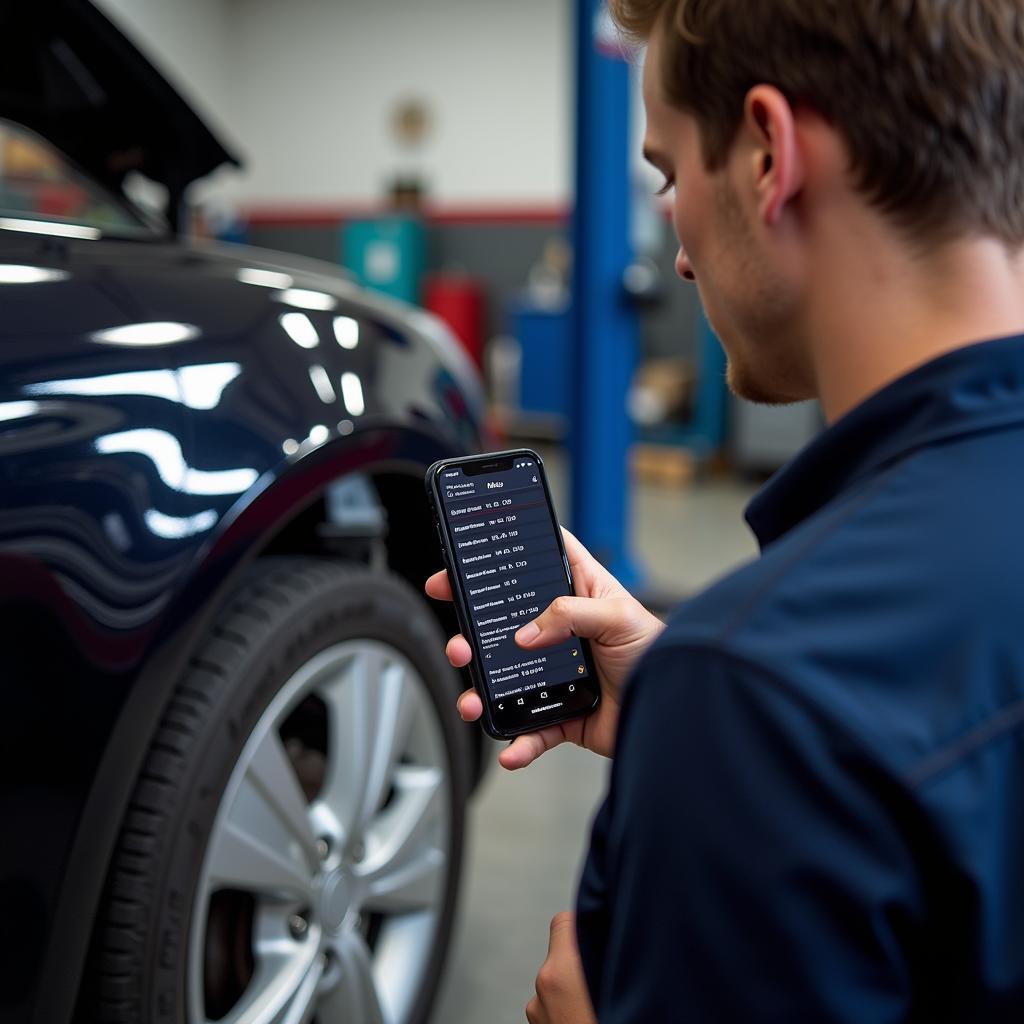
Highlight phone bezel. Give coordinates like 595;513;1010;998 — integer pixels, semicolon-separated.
426;448;601;739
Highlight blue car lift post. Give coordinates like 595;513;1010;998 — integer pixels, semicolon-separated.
569;0;642;588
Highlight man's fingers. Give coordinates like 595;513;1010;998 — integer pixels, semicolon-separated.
498;725;566;770
456;688;483;722
445;634;473;667
515;594;622;649
424;570;454;602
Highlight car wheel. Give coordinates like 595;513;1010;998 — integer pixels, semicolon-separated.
90;558;468;1024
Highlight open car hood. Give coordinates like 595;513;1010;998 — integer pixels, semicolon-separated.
0;0;241;214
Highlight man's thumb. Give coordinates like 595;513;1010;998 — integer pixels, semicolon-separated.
514;595;614;648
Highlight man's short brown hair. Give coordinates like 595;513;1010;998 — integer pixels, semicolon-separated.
611;0;1024;247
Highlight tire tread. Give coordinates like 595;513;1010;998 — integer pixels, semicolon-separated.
87;557;464;1024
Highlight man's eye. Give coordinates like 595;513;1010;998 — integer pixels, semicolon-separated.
654;179;674;197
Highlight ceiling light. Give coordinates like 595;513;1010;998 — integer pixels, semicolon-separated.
0;400;40;422
309;365;337;404
91;322;199;346
176;363;243;409
0;217;101;240
96;428;258;495
0;264;70;285
236;267;294;289
279;312;319;349
29;363;241;411
333;316;360;349
340;372;365;416
144;508;218;539
277;287;337;311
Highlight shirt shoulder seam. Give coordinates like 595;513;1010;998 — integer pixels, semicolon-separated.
653;635;1024;794
635;639;898;778
719;462;904;643
904;694;1024;788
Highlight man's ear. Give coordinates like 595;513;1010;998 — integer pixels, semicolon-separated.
742;85;803;227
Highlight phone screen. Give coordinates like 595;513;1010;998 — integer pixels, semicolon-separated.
436;453;597;733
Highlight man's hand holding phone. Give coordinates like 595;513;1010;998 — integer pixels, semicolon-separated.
425;527;665;770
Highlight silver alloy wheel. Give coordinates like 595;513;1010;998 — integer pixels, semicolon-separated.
186;639;452;1024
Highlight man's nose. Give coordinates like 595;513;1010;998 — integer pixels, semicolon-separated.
675;247;695;282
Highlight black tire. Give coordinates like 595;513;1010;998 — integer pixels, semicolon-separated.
88;558;469;1024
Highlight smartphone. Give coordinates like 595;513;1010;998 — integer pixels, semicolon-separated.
426;448;601;739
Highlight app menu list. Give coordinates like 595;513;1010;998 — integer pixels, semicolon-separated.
441;461;589;699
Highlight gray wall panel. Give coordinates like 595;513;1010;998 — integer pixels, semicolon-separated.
248;225;342;266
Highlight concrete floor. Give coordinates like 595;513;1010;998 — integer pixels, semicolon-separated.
432;450;759;1023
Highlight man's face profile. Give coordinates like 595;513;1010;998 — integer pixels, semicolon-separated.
640;24;813;407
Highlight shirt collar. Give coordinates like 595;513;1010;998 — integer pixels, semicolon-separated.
745;333;1024;548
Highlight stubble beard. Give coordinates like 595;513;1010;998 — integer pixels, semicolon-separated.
708;179;812;406
726;358;797;405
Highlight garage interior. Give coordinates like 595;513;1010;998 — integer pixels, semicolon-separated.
5;0;821;1021
175;0;783;1007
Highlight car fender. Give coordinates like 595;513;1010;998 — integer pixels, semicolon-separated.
35;422;466;1024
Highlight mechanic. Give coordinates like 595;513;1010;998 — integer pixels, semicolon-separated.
428;1;1024;1020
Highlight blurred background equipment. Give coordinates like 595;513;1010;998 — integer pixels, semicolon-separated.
389;95;433;210
424;272;486;368
343;214;427;304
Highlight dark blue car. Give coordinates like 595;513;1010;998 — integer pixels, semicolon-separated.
0;3;486;1022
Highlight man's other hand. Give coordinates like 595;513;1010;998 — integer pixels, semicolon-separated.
424;527;665;770
526;912;596;1024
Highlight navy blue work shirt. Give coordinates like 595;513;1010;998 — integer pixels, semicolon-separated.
577;335;1024;1022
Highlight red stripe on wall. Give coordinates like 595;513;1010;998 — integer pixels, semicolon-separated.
244;202;569;228
427;204;567;226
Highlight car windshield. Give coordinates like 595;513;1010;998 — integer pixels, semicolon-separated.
0;118;155;236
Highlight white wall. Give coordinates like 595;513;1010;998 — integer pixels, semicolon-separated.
95;0;572;210
230;0;571;207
